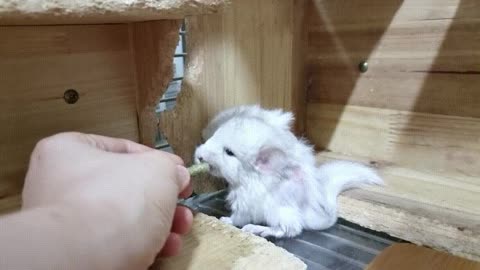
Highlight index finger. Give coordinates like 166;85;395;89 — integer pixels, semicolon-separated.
82;133;185;165
81;133;154;153
142;148;185;166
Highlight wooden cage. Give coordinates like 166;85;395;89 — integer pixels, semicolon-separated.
0;0;479;268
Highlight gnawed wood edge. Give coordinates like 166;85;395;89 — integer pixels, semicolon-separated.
158;73;227;193
131;20;182;147
153;213;306;270
0;0;230;25
158;15;227;193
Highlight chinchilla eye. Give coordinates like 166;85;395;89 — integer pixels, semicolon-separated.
224;147;235;157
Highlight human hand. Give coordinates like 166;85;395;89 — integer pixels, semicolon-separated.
22;132;193;268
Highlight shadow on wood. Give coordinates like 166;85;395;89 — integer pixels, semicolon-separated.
305;0;404;149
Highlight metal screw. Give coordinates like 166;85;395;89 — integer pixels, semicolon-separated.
358;61;368;73
63;89;79;104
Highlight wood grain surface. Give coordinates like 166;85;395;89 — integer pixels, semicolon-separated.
366;243;480;270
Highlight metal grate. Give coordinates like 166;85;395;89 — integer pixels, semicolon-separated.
155;21;187;151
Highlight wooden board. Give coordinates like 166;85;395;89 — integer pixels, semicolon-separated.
0;25;139;213
306;0;480;118
307;103;480;260
0;0;229;25
307;104;480;181
131;20;182;147
153;213;306;270
315;150;480;261
305;0;480;261
160;0;307;193
366;243;480;270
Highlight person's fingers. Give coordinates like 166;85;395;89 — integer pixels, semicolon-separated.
159;150;185;166
179;181;193;199
171;206;193;235
140;148;185;166
80;134;188;171
81;133;153;153
76;132;186;166
161;152;185;166
175;165;191;193
159;233;182;257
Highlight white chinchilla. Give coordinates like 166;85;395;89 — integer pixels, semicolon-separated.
194;105;383;238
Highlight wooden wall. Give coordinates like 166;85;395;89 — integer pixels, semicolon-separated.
305;0;480;261
160;0;306;193
0;22;180;213
0;25;140;213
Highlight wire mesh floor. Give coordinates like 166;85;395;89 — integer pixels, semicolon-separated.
181;190;401;270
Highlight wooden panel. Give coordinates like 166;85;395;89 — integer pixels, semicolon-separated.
338;191;480;262
154;213;306;269
0;25;139;213
308;105;480;260
0;0;228;25
307;103;480;182
131;20;182;147
160;0;307;193
317;152;480;261
366;244;480;270
306;0;480;118
305;0;480;260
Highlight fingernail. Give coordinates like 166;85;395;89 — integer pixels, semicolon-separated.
176;165;190;190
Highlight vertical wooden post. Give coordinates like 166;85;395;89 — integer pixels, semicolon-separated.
131;20;182;147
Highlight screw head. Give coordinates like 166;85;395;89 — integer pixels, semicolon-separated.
358;61;368;73
63;89;79;104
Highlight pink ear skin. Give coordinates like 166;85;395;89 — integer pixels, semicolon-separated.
254;147;303;181
254;147;286;172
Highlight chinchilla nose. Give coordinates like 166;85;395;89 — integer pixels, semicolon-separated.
198;156;204;162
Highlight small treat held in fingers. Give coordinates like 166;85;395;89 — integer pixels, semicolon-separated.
187;163;210;177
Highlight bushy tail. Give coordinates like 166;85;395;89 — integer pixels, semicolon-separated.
317;160;383;212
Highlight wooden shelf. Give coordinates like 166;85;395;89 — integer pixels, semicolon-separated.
316;151;480;262
0;0;228;25
153;213;306;270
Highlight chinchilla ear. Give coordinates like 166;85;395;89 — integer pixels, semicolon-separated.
254;146;290;174
266;109;294;131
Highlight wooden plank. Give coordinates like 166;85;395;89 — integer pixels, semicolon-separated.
160;0;307;193
153;213;306;270
0;0;229;25
306;0;480;117
306;1;480;260
307;0;479;26
307;104;480;181
366;243;480;270
0;25;129;58
0;25;139;213
131;20;182;147
316;150;480;261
